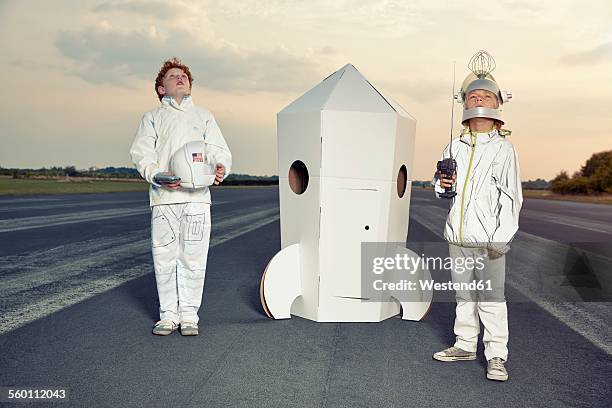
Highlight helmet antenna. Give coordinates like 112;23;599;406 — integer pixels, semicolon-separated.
468;50;496;78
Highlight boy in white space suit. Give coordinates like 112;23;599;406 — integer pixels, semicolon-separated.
432;53;522;381
130;58;232;336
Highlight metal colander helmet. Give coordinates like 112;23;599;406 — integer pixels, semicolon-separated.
170;141;216;189
455;51;512;125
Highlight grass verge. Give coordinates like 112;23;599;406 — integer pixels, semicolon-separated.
417;185;611;205
0;178;149;195
0;178;278;196
522;189;612;205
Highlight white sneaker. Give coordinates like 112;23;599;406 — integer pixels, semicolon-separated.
433;346;477;362
487;357;509;381
180;321;199;336
152;319;177;336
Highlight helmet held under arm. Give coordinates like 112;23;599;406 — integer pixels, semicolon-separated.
170;141;216;189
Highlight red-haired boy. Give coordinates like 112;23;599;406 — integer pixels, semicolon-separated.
130;58;232;336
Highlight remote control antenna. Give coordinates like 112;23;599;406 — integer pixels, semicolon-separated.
449;61;456;159
436;60;458;200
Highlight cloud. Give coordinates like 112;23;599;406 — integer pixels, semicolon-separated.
55;22;326;93
499;0;543;14
320;46;339;55
378;78;449;103
561;42;612;65
93;0;192;20
207;0;432;38
9;59;66;72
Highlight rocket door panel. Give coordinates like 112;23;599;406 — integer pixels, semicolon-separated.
322;188;380;299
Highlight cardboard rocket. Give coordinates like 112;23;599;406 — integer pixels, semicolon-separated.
260;64;432;322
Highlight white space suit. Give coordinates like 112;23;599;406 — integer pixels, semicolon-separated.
432;71;522;362
434;128;522;255
130;95;232;324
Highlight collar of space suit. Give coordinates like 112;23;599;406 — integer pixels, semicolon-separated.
459;127;499;146
161;95;194;111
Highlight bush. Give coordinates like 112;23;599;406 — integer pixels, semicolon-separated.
589;164;612;193
581;151;612;178
551;150;612;194
552;177;590;194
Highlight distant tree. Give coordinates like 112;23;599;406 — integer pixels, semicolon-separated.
64;165;78;177
551;171;569;183
522;178;550;190
581;150;612;177
552;151;612;194
589;162;612;193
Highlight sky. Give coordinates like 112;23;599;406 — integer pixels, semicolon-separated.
0;0;610;180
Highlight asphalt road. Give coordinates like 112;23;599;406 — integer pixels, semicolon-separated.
0;187;610;407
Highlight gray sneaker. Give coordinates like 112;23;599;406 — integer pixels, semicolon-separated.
487;357;509;381
433;346;477;362
180;321;199;336
152;319;177;336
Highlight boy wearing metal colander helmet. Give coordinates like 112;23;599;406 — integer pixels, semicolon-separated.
129;58;232;336
431;51;523;381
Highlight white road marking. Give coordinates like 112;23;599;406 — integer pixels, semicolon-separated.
0;206;279;335
0;201;230;233
0;197;64;204
0;231;150;297
0;199;144;213
0;207;150;233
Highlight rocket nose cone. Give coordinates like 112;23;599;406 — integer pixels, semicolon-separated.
341;63;357;71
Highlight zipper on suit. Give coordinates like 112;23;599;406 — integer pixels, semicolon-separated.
459;133;477;244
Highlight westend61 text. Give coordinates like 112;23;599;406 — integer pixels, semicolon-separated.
372;279;493;292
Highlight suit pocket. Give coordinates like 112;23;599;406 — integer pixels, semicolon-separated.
151;208;176;248
183;203;210;242
185;213;206;241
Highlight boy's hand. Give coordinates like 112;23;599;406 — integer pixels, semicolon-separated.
487;249;504;260
440;173;457;188
214;164;225;185
155;172;181;190
164;181;181;190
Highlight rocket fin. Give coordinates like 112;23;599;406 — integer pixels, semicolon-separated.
393;247;434;321
260;244;302;319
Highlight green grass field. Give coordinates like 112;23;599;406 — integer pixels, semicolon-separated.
2;178;610;204
521;189;612;205
0;178;149;195
418;185;611;205
0;177;278;196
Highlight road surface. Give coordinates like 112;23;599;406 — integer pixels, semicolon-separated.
0;187;610;407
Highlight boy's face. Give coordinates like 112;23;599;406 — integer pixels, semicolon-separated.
157;67;191;100
465;89;499;109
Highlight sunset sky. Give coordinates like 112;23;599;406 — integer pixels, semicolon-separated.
0;0;610;180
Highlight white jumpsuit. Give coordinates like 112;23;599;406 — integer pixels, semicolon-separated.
433;128;522;361
130;95;232;324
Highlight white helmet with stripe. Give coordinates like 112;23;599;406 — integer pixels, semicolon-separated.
170;141;216;189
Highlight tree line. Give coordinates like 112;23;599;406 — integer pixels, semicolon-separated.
0;166;279;185
550;150;612;194
3;150;611;194
413;150;611;195
1;166;139;179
